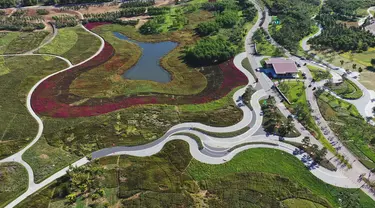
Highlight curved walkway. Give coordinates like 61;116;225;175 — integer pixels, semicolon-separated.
0;53;73;67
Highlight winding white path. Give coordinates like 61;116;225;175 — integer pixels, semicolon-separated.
2;1;374;207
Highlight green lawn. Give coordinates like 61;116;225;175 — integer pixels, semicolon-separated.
41;26;101;65
37;27;79;60
17;141;375;208
307;64;332;82
325;78;363;99
0;31;49;55
0;162;28;208
0;56;69;160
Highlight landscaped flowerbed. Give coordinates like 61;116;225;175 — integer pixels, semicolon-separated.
31;23;248;118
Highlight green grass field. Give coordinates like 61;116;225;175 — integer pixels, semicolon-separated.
22;137;80;183
312;49;375;91
188;147;374;207
0;162;28;208
39;26;101;65
37;27;79;60
0;56;69;160
17;141;375;208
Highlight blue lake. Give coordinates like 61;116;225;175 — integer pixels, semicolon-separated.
113;32;177;83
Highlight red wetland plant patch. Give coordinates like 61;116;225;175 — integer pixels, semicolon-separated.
31;23;248;118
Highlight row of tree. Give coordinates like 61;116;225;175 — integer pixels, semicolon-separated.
120;0;155;8
0;16;45;31
147;6;170;15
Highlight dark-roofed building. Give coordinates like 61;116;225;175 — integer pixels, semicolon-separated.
263;58;298;78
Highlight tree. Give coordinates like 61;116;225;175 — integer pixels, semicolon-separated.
352;63;356;70
311;144;319;154
371;58;375;66
338;191;360;208
302;136;310;147
315;147;327;162
139;20;159;35
358;67;363;73
340;60;344;66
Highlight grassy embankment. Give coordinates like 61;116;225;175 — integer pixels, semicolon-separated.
325;78;363;99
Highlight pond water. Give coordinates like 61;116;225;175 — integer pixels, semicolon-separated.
113;32;177;83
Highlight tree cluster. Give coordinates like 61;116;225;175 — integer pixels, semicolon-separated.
310;13;375;52
265;0;320;52
215;10;239;28
64;164;105;204
139;15;165;34
201;0;238;13
120;0;155;8
184;38;236;65
0;0;17;8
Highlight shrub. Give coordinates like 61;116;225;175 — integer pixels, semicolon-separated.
196;21;219;36
37;9;49;15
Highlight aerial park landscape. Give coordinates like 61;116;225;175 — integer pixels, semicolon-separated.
2;0;375;207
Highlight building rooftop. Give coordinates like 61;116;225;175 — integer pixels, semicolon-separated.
265;58;298;74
